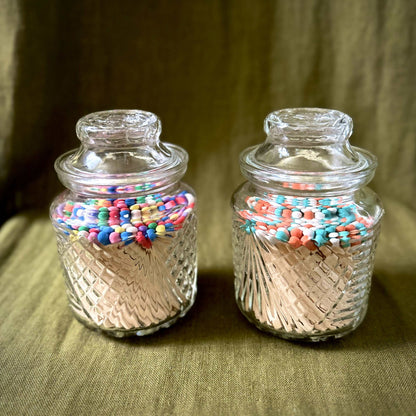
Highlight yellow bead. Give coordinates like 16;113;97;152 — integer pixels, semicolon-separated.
155;225;166;235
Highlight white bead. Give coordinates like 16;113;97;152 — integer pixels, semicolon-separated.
315;212;325;220
303;229;314;238
185;193;195;205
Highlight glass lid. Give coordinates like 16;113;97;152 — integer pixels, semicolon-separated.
55;110;188;195
240;108;377;193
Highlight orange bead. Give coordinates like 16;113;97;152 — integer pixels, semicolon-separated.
289;237;302;248
289;236;302;248
304;211;314;220
302;238;317;250
290;228;303;238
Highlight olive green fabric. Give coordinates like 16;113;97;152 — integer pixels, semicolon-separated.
1;1;415;415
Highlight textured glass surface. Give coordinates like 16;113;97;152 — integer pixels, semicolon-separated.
56;212;197;337
232;216;380;341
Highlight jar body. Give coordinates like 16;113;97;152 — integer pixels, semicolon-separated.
232;182;382;341
50;182;197;337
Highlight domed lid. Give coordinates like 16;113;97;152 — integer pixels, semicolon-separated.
55;110;188;195
240;108;377;193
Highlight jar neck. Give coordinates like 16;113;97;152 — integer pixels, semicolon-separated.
67;179;184;200
249;180;357;201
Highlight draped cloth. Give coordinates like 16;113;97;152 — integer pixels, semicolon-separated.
1;1;415;415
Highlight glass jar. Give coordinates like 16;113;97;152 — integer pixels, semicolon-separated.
50;110;197;337
231;108;383;342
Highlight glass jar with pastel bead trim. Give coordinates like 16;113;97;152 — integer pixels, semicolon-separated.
231;108;383;342
50;110;197;337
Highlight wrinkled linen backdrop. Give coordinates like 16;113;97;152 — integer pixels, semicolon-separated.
0;1;415;415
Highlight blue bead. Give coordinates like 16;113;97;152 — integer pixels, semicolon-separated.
147;229;156;241
341;238;350;247
121;232;133;241
314;235;327;246
326;226;336;233
158;205;166;211
125;199;135;206
345;215;356;224
97;232;111;245
276;231;289;242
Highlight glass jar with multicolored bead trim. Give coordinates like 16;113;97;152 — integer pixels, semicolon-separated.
50;110;197;337
231;108;383;341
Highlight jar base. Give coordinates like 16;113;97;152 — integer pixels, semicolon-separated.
69;291;196;338
239;306;365;342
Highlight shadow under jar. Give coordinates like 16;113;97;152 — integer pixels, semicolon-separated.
50;110;197;337
231;108;383;342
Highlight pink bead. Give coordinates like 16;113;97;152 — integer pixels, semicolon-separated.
175;196;187;205
88;232;98;242
109;232;121;244
165;200;176;209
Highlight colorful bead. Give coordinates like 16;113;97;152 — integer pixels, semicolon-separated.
239;194;373;251
54;191;195;249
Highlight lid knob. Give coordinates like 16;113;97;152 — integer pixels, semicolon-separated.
76;110;161;147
